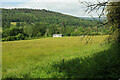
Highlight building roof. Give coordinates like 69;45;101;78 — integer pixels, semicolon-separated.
53;34;62;35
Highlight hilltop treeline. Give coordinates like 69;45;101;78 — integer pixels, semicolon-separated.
2;8;109;41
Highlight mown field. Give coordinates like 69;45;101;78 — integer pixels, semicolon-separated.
3;35;119;78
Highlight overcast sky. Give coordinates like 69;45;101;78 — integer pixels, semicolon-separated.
1;0;108;17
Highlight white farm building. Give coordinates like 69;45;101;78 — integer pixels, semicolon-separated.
53;34;63;37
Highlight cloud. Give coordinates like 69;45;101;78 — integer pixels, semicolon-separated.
2;0;78;2
2;0;109;2
109;0;120;2
2;1;104;17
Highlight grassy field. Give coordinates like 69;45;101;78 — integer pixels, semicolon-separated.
3;35;118;78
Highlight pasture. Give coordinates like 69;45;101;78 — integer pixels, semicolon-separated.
3;35;115;78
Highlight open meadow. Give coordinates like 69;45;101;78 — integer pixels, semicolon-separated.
3;35;119;78
2;2;120;78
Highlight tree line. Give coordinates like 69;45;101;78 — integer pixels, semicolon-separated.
2;8;109;41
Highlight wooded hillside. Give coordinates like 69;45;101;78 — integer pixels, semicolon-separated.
2;8;108;41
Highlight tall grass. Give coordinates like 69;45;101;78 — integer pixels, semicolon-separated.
52;44;120;78
2;35;119;78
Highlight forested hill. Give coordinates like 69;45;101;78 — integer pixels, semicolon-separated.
2;8;108;41
80;17;106;21
2;8;98;27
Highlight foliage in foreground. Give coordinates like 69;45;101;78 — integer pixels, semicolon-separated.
2;36;120;78
3;44;119;78
52;44;120;78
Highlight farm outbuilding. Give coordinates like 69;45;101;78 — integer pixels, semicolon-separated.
53;34;63;37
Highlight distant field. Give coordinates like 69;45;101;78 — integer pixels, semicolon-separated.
11;22;16;25
2;35;109;78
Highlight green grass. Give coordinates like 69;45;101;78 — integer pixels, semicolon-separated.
3;35;119;78
52;44;120;78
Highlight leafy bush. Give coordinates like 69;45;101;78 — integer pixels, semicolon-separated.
36;32;42;37
2;27;21;38
71;32;81;36
6;36;16;41
2;38;6;41
15;33;25;40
